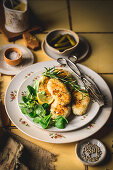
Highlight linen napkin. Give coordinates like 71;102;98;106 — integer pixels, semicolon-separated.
0;93;56;170
0;131;57;170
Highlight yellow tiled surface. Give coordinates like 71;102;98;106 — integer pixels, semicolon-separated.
10;129;54;152
11;129;84;170
29;0;70;31
89;74;113;170
15;34;53;63
15;33;113;73
90;126;113;170
0;75;12;126
78;34;113;73
0;0;113;170
11;122;15;126
52;143;85;170
0;34;12;46
71;0;113;32
101;74;113;93
0;75;12;102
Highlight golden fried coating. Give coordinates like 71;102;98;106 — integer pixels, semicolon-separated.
72;90;90;116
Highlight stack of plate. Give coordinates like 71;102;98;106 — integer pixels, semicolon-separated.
5;60;112;143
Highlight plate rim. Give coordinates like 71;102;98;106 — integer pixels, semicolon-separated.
4;60;112;143
17;68;100;132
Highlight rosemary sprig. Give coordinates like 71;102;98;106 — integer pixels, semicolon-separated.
42;67;87;95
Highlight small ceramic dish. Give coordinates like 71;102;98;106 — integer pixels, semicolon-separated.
75;138;106;166
45;29;79;56
4;47;22;66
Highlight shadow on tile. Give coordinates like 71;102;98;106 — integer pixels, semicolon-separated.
72;36;92;63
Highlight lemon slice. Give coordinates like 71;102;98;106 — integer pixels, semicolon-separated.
37;92;54;104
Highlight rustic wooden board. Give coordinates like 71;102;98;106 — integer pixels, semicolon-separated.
0;2;42;42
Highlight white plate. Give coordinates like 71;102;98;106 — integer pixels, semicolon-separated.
0;44;34;75
17;68;100;132
5;61;112;143
42;36;89;62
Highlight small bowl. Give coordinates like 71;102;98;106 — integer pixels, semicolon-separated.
75;138;106;166
4;47;22;66
45;29;79;56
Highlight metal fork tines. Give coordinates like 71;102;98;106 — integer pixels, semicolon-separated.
82;78;104;107
57;57;104;107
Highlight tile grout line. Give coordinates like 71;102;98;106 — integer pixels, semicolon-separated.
40;31;113;34
77;32;113;34
0;126;17;129
99;73;113;75
66;0;72;30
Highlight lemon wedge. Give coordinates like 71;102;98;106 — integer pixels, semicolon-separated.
37;92;54;105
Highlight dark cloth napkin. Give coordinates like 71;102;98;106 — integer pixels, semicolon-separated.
0;131;57;170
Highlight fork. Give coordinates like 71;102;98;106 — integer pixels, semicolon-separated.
57;57;104;107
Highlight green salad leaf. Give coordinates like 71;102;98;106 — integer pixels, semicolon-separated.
27;85;36;98
39;114;52;129
28;111;37;118
34;104;46;117
19;102;27;108
42;103;49;109
19;70;70;130
53;115;68;129
20;107;28;114
19;85;52;128
22;95;28;103
33;116;41;123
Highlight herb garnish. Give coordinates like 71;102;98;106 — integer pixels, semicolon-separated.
42;67;86;94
